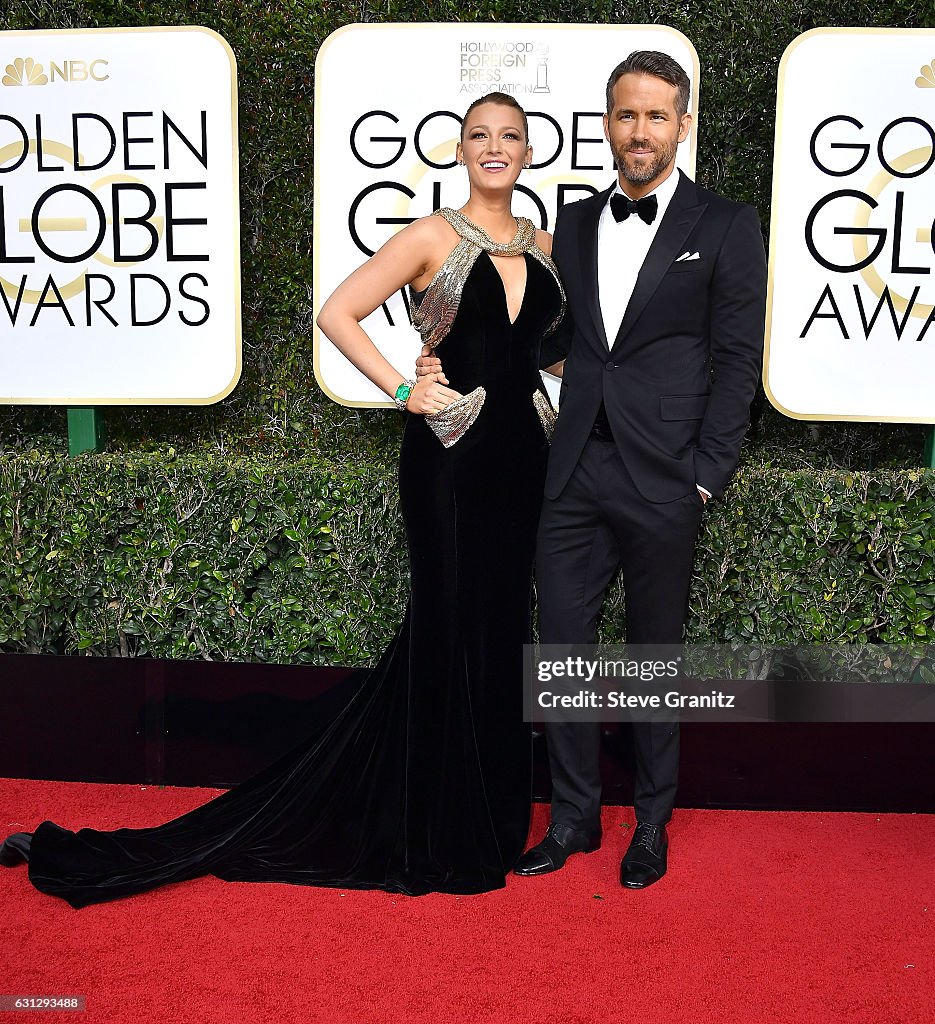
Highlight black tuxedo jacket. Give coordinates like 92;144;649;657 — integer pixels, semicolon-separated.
541;171;767;503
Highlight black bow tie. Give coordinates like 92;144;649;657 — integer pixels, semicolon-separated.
610;192;658;225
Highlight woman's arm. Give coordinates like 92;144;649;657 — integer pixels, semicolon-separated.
317;218;460;413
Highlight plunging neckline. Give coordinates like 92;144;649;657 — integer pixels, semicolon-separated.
409;208;560;349
485;251;529;326
449;209;531;326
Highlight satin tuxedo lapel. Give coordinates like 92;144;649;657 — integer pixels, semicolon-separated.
611;174;705;356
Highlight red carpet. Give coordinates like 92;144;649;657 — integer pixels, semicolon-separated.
1;779;932;1023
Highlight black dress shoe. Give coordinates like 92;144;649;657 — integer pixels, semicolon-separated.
620;822;668;889
513;822;601;876
0;832;32;867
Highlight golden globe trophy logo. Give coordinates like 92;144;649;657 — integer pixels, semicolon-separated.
313;23;699;407
0;27;240;405
765;28;935;423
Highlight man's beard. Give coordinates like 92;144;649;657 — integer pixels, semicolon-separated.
616;136;678;186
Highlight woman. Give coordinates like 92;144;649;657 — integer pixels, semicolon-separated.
0;93;564;906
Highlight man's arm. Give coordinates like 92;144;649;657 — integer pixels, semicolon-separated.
539;206;575;373
693;204;767;497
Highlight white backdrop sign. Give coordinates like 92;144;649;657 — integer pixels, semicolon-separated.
765;28;935;422
313;23;698;407
0;27;240;404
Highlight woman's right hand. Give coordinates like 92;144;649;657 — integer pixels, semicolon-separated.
406;373;462;415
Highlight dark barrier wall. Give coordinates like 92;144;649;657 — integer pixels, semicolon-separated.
3;654;934;813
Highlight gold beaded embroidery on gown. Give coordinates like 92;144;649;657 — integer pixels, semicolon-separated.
414;209;564;447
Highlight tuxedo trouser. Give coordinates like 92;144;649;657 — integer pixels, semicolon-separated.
536;434;704;829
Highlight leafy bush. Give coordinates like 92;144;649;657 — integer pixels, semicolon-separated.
0;450;406;662
2;451;932;663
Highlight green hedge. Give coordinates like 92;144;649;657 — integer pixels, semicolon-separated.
0;450;406;663
2;451;932;663
687;465;935;645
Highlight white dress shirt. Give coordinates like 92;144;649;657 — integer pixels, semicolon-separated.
597;167;679;348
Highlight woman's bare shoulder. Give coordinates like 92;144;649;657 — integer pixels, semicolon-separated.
404;212;460;246
403;213;462;289
375;213;460;281
535;228;553;256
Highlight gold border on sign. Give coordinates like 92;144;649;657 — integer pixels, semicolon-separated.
763;26;935;425
0;25;242;407
312;22;702;408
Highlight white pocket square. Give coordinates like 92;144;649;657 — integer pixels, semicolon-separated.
675;251;701;262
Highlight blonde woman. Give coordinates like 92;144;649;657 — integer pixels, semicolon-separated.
2;93;564;903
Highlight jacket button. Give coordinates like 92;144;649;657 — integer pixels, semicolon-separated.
605;360;615;371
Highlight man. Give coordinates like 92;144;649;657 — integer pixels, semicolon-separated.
514;51;767;887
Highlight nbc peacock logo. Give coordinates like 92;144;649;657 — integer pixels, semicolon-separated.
2;57;48;86
916;60;935;89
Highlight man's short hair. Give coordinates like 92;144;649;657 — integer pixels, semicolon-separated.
605;51;691;119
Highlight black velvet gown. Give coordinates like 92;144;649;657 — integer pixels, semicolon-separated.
2;234;563;908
